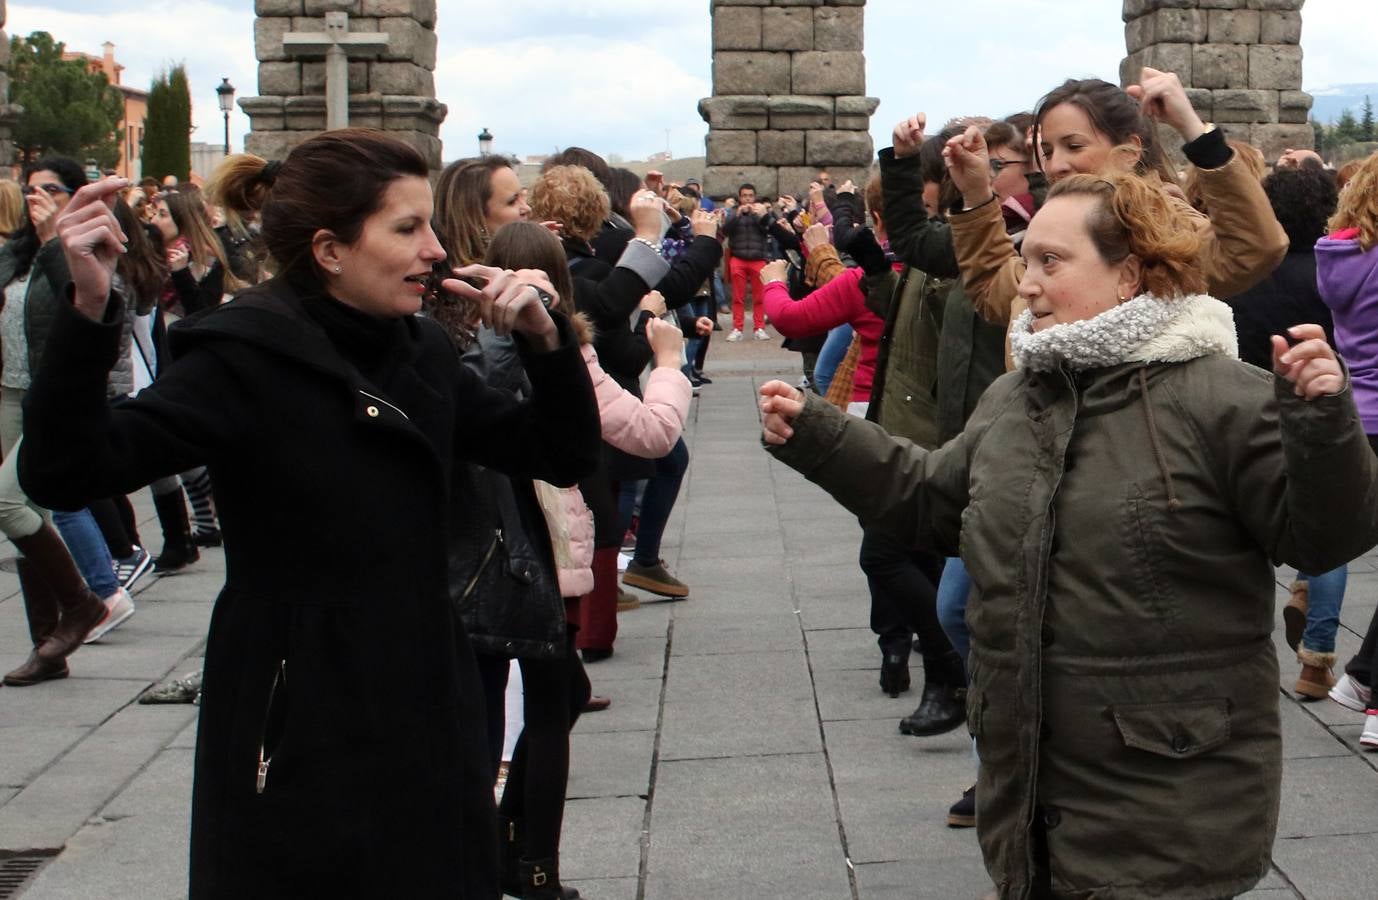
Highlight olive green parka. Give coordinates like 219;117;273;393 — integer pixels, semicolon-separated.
768;311;1378;898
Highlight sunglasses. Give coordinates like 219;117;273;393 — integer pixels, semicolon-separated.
24;183;74;197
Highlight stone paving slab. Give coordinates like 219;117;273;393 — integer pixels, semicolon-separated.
5;341;1378;898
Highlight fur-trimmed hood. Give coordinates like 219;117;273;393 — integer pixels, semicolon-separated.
1009;292;1238;373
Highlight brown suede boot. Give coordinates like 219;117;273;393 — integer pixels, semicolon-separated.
12;524;108;663
4;559;70;686
1296;648;1338;700
1283;580;1308;653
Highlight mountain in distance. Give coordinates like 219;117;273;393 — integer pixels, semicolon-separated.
1307;83;1378;123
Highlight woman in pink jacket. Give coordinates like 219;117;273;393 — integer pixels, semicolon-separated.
485;221;691;898
759;243;884;416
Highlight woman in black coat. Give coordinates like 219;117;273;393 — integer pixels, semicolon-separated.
20;130;601;900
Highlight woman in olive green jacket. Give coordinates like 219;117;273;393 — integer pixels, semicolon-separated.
760;174;1378;899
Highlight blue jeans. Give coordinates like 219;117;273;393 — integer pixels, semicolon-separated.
812;323;854;395
937;557;972;669
1297;565;1346;655
683;295;712;372
619;438;689;565
53;508;118;599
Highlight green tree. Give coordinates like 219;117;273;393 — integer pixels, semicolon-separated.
1334;108;1361;144
1311;117;1328;158
1362;95;1375;142
8;31;124;166
142;66;192;183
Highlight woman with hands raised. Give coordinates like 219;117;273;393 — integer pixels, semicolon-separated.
22;129;601;900
943;67;1287;330
760;172;1378;899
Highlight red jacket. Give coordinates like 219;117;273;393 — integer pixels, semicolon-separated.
762;267;882;403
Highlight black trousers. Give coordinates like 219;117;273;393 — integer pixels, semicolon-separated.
858;525;952;660
1342;435;1378;692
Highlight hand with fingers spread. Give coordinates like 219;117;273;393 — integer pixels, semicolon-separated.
447;264;560;351
1126;66;1207;143
1272;324;1345;400
802;222;832;253
759;380;805;446
56;178;131;320
892;113;928;159
944;126;994;208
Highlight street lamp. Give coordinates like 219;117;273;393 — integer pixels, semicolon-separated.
216;78;236;156
478;128;493;157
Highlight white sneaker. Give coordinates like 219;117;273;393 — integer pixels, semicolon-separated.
1362;713;1378;751
85;587;136;644
1329;672;1372;712
753;327;771;341
726;329;743;342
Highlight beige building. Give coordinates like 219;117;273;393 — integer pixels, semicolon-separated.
62;42;148;180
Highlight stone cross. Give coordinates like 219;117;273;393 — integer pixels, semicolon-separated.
282;9;388;130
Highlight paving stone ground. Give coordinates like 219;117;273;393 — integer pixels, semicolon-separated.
2;329;1377;899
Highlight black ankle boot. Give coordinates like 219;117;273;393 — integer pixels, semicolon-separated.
152;490;200;573
879;638;911;697
899;651;967;736
516;857;580;899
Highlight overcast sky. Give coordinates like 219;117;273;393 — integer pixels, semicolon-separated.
11;0;1378;163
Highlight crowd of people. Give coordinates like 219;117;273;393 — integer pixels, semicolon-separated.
8;57;1378;900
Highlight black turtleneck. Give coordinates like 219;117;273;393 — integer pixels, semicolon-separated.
302;292;410;390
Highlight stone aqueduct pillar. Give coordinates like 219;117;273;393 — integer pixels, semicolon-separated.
242;0;446;168
699;0;879;201
1121;0;1313;161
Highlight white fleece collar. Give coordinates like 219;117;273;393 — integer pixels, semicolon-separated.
1009;292;1238;373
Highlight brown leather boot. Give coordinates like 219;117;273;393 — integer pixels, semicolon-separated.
1283;580;1308;653
1296;648;1338;700
3;559;70;686
12;524;108;663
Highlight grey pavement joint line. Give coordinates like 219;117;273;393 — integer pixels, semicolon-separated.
760;373;862;900
635;617;674;900
1284;687;1378;776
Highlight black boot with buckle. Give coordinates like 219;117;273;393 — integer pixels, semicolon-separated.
899;650;967;736
516;857;580;899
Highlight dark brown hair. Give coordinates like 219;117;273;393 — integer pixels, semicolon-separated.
1033;78;1178;186
484;221;592;345
159;189;243;291
114;199;167;315
1046;173;1206;297
210;128;429;284
434;155;518;267
542;146;611;189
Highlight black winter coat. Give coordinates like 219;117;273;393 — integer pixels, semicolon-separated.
19;277;600;900
1226;250;1334;371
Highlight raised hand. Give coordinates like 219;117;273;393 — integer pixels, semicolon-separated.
56;178;130;320
1127;66;1206;143
638;289;667;317
690;207;718;238
760;259;789;285
1272;324;1345;400
759;380;805;445
646;316;684;366
27;187;61;244
943;126;994;208
802;222;832;253
892;113;927;159
629;190;664;241
448;264;560;351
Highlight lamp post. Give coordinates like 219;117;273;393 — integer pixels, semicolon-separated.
216;78;236;156
478;128;493;157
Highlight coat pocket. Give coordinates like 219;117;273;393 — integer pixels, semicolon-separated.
1112;698;1231;759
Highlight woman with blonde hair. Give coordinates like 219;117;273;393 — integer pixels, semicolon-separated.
0;180;25;239
760;172;1378;898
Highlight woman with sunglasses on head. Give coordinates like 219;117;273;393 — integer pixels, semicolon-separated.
0;157;134;686
943;67;1287;331
22;129;600;899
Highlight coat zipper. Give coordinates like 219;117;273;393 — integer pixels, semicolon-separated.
461;529;504;602
358;389;410;421
256;659;287;795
